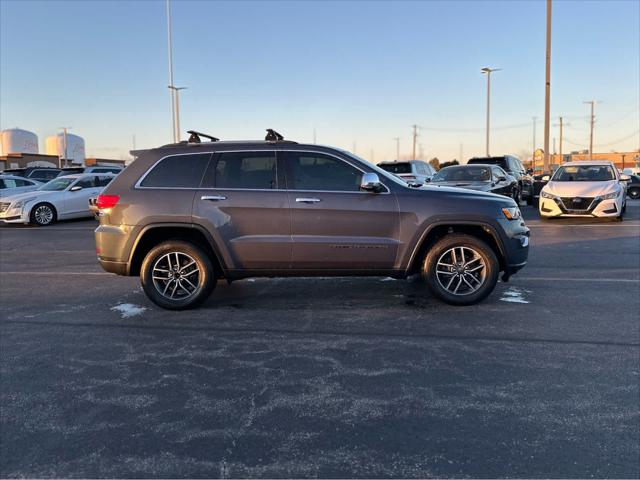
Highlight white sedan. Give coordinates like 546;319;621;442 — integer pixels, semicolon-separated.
0;173;114;226
0;175;42;197
539;161;628;220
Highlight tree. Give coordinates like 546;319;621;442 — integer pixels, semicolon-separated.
428;157;440;171
440;159;460;169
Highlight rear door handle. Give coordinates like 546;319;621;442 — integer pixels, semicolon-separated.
295;197;321;203
201;195;227;201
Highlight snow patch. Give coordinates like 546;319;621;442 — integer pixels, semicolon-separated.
111;303;147;318
500;287;530;304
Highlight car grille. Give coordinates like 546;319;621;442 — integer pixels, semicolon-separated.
560;197;595;211
0;202;10;213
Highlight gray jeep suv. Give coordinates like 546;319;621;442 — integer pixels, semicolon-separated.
95;130;529;309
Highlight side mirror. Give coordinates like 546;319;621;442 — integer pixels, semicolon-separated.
541;175;551;182
70;185;83;192
620;174;631;182
360;173;384;192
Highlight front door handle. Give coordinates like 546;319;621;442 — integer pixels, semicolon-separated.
201;195;227;201
295;197;321;203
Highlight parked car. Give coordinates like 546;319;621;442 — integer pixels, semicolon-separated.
0;173;115;226
3;166;63;183
539;161;628;220
467;155;534;204
625;174;640;200
430;164;518;199
377;160;436;184
0;175;42;197
84;165;124;174
94;130;529;310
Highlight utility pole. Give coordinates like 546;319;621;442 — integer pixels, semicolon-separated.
553;116;569;162
584;100;596;160
543;0;552;173
411;124;418;160
532;116;537;171
168;86;187;141
394;137;400;160
313;128;316;144
481;67;501;157
166;0;177;143
459;143;463;164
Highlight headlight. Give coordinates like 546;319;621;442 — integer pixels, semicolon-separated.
12;200;25;209
501;206;521;220
540;190;555;199
601;190;620;200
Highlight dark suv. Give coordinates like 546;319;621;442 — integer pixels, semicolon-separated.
95;131;529;309
467;155;534;205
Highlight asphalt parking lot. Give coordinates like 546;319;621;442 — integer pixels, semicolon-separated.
1;202;639;478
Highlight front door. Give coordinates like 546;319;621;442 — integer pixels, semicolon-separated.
192;150;291;270
283;151;400;270
64;176;102;216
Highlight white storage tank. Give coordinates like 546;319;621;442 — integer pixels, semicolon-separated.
45;133;86;165
0;128;39;155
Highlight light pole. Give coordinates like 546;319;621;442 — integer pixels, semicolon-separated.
543;0;552;172
481;67;501;157
393;137;400;160
169;86;187;141
58;126;71;167
583;100;597;160
166;0;177;143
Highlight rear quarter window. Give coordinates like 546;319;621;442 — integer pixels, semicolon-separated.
140;153;211;188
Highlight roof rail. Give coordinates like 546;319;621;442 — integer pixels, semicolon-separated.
265;129;284;142
187;130;219;143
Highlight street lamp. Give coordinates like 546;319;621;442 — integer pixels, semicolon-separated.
481;67;501;157
168;86;187;142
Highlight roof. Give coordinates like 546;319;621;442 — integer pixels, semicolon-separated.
560;160;616;166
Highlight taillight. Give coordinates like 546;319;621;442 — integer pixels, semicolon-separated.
96;194;120;209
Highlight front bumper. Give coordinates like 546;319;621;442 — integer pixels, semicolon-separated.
0;207;29;224
539;195;622;217
496;217;530;280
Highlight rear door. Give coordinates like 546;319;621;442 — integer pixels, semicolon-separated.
491;167;512;196
283;150;400;270
192;150;291;270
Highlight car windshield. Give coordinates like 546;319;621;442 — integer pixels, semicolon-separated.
552;165;616;182
378;162;412;174
433;167;491;182
38;177;75;191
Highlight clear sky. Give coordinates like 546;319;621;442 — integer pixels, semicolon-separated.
1;0;638;163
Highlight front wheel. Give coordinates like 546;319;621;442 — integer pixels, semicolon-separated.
629;188;640;200
140;240;216;310
422;234;499;306
30;203;57;226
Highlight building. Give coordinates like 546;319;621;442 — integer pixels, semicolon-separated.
524;150;640;173
0;152;126;170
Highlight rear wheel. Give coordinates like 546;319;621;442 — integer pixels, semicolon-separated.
422;234;499;306
629;188;640;200
30;203;56;226
140;240;216;310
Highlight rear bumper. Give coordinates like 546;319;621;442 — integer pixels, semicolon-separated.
98;259;128;275
95;224;133;275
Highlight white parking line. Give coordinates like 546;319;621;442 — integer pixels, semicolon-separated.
517;277;639;283
0;227;95;231
1;271;111;276
527;223;640;228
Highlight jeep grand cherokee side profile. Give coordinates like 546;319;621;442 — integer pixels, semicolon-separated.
95;131;529;310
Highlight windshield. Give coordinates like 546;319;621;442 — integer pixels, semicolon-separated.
38;177;75;191
433;167;491;182
378;162;412;174
552;165;616;182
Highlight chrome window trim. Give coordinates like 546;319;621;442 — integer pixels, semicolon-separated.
135;148;391;194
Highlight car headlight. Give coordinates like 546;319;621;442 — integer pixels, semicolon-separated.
12;200;25;209
501;206;521;220
540;190;555;199
601;190;620;200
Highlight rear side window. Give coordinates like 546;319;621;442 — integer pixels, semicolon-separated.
32;170;60;181
97;176;113;187
202;152;277;189
140;153;211;188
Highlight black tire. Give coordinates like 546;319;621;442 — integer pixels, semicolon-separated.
511;187;521;203
628;188;640;200
140;240;216;310
30;203;57;226
421;234;500;306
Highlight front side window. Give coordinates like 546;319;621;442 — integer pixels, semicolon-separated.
285;152;363;192
140;153;211;188
75;177;100;189
97;176;114;187
201;152;277;189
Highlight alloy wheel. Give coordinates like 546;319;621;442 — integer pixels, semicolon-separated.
435;246;487;295
34;205;53;225
151;251;201;300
